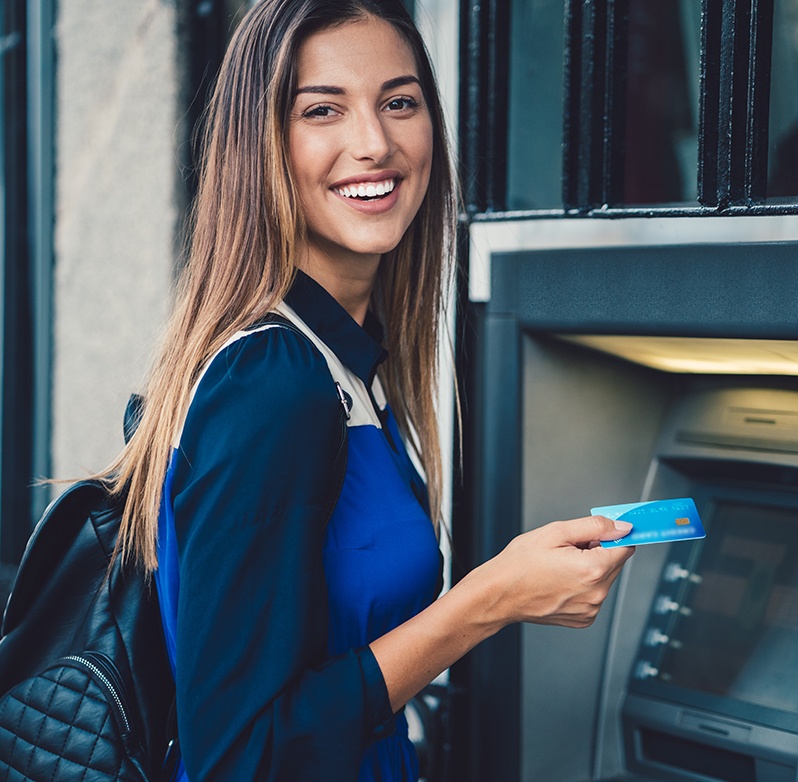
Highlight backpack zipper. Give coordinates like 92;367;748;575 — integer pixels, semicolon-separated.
59;652;132;734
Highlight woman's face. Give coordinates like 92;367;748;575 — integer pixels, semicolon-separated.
288;15;433;275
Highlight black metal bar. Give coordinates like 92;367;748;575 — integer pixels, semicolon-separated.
470;200;798;222
728;0;750;202
698;0;723;206
588;1;608;206
484;0;509;212
562;0;582;208
699;0;775;207
602;0;629;206
745;0;774;202
563;0;629;211
459;0;510;215
448;222;477;782
459;1;483;215
451;208;524;782
470;312;522;782
563;0;595;209
0;0;36;565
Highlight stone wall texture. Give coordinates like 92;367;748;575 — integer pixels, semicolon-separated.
53;0;179;478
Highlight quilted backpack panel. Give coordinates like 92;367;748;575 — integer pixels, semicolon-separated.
0;658;146;781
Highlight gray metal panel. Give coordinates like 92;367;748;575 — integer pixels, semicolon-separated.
520;336;672;782
467;312;523;782
490;243;798;339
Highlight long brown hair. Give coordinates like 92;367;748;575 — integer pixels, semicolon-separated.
107;0;457;572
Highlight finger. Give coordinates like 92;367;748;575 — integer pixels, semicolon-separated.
573;544;634;591
595;515;634;542
595;544;636;580
554;515;633;546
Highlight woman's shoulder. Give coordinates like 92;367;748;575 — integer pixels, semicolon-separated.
206;319;337;404
178;322;343;450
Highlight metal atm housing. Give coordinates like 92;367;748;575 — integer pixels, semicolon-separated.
456;242;798;782
602;386;798;782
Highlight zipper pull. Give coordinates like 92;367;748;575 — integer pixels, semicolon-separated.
335;382;352;420
163;737;182;782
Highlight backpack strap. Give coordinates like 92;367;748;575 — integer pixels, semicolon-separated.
274;302;382;430
169;308;373;450
151;311;354;781
171;315;296;448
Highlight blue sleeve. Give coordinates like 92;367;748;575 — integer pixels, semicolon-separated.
170;327;394;781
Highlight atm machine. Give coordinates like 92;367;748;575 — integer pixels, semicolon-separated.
455;240;798;782
598;385;798;782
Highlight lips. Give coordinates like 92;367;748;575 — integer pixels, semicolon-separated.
330;177;402;214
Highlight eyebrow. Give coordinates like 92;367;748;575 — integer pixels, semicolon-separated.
294;74;421;96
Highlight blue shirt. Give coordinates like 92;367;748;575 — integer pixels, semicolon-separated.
155;271;442;781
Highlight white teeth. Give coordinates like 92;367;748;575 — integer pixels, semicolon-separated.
334;179;396;198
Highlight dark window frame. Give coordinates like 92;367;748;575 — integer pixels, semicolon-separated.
0;1;34;574
0;0;56;582
459;0;798;219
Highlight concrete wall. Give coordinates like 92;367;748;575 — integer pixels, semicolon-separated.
48;0;459;484
52;0;181;479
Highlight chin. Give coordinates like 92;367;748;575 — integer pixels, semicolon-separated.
337;236;406;258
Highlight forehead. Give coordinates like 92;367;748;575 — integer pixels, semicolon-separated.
294;16;419;87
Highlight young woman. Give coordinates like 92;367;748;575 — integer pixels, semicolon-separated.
108;1;635;779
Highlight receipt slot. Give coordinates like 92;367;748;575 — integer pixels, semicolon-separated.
453;242;798;782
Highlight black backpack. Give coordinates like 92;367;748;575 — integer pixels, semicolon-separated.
0;314;348;781
0;478;177;781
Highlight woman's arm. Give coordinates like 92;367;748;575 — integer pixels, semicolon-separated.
371;515;634;712
172;328;393;781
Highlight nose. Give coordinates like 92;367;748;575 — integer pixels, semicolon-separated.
350;109;394;164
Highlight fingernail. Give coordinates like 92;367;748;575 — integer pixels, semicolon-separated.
614;521;633;533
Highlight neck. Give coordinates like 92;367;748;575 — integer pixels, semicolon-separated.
294;244;380;326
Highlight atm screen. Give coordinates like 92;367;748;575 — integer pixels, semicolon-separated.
655;501;798;715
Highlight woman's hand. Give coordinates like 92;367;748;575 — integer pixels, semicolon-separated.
371;515;634;712
473;515;635;631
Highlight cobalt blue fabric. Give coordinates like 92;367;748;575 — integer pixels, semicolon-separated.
325;408;441;782
155;271;442;781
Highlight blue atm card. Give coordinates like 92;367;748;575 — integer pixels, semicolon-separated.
591;497;706;548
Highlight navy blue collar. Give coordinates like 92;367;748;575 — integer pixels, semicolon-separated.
285;269;388;385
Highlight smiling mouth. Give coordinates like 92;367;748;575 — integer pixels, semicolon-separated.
332;178;397;202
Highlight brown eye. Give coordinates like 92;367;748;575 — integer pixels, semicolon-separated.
385;97;419;112
303;104;336;118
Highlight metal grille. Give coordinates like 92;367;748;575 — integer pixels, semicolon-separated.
461;0;798;217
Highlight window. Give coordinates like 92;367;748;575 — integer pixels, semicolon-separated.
768;0;798;200
0;0;55;595
462;0;798;216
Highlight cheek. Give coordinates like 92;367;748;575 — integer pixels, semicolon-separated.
415;125;434;196
288;127;333;187
417;119;434;178
289;130;311;187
